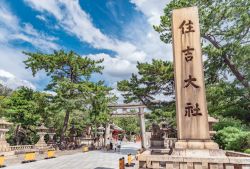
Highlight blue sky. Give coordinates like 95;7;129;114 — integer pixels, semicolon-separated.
0;0;171;96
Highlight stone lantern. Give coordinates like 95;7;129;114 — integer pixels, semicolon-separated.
47;127;56;146
35;123;48;149
208;116;219;138
0;118;12;152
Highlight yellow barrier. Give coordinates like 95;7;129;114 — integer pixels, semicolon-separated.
0;155;5;168
128;154;132;165
23;151;36;163
119;157;125;169
45;149;56;159
125;154;135;167
82;146;89;152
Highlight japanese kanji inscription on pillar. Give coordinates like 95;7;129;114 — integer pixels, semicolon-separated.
172;7;210;142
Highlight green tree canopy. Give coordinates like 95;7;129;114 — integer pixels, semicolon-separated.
117;60;175;122
23;50;105;141
154;0;250;88
118;60;174;107
3;87;51;145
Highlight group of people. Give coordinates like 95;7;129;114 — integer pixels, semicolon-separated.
106;138;122;152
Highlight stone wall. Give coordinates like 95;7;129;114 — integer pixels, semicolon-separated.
138;152;250;169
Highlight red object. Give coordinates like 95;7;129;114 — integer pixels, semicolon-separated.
112;129;125;141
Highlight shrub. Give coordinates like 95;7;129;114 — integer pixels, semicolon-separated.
213;117;247;131
244;149;250;154
214;126;250;152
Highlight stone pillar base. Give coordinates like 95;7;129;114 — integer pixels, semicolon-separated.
172;148;226;157
175;140;219;149
174;140;223;157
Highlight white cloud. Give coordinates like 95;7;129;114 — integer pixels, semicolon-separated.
0;1;19;31
0;1;58;91
24;0;146;77
87;53;137;80
110;84;124;104
130;0;170;25
23;0;173;98
0;69;35;90
0;69;15;79
36;15;47;22
126;0;173;62
42;90;57;96
0;1;58;51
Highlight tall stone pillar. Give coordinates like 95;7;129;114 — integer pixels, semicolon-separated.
172;6;219;150
139;107;146;149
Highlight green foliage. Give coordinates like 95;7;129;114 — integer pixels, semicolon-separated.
118;60;174;105
4;87;42;126
214;127;250;151
244;149;250;154
23;50;112;140
2;87;51;144
0;84;12;116
117;60;175;122
88;83;116;125
113;116;140;135
213;117;248;131
154;0;250;88
206;82;250;123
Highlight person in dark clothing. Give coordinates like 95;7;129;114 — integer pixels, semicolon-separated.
110;139;113;150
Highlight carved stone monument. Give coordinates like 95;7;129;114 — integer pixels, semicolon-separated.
172;6;219;151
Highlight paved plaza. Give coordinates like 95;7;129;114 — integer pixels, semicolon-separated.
5;142;140;169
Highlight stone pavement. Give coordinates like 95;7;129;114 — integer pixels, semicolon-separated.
5;142;141;169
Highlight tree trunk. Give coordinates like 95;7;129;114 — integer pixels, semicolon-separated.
15;125;20;145
60;110;70;142
104;123;110;146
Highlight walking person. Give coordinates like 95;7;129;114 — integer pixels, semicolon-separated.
110;138;113;151
117;139;121;152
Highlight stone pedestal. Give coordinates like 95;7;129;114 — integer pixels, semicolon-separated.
35;132;47;148
172;148;226;157
149;124;169;154
0;129;11;152
150;139;164;148
35;123;48;149
175;140;219;150
47;133;56;146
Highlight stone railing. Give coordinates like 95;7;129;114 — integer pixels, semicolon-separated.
10;145;35;151
226;151;250;157
138;152;250;169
